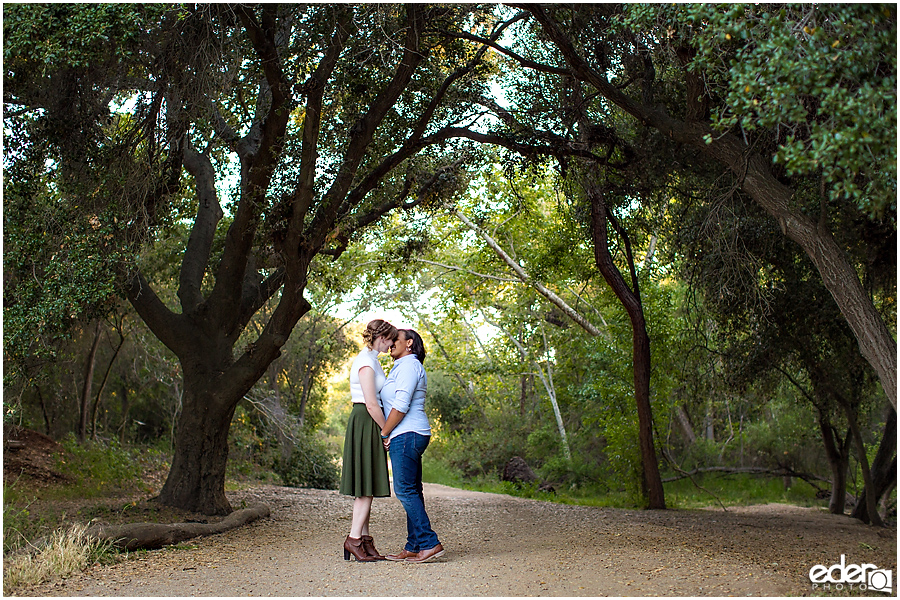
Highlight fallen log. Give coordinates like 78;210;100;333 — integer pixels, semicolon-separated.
85;504;270;551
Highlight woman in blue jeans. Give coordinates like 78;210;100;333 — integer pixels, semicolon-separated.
380;329;444;563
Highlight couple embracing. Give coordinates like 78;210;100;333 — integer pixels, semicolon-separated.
340;320;444;564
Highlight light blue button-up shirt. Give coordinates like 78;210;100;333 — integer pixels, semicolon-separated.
381;354;431;440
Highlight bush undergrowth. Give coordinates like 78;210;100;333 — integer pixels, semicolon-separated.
422;454;828;511
272;433;340;489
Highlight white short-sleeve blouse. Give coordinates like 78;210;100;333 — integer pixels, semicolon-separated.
349;348;387;405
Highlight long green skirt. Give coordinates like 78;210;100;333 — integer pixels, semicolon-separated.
340;403;391;497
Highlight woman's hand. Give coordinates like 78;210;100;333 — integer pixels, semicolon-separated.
380;409;405;453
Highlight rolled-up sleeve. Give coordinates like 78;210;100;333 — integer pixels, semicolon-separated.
382;355;430;439
391;361;418;414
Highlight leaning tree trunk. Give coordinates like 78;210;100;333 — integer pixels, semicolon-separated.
527;6;897;409
718;153;897;411
588;179;666;510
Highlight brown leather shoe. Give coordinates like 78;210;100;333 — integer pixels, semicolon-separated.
361;535;386;560
405;543;445;563
385;549;419;561
343;536;376;562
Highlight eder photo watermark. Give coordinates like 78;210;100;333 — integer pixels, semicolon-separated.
809;555;893;594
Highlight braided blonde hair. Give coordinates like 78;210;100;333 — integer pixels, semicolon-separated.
362;319;399;349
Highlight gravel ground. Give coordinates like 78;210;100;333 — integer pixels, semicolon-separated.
20;483;896;597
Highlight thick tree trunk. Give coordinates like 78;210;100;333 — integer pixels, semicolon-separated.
130;262;312;515
123;5;487;515
851;406;897;523
588;183;665;509
628;305;665;509
818;417;851;515
157;386;239;515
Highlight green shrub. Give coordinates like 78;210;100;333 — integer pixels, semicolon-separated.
678;436;725;471
430;421;533;479
594;411;644;504
525;425;565;463
537;453;605;491
3;490;41;554
273;434;340;489
741;398;822;473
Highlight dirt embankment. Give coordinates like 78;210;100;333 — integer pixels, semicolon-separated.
17;483;896;597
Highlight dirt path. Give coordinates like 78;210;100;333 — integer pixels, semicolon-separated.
23;483;896;597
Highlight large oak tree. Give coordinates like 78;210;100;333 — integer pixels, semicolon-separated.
514;4;896;409
4;4;510;514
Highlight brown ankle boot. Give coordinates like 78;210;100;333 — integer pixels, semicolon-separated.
343;536;376;562
361;535;386;560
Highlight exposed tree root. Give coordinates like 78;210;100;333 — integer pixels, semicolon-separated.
85;504;270;551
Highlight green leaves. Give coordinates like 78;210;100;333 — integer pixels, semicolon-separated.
3;4;161;70
629;4;897;217
4;166;121;383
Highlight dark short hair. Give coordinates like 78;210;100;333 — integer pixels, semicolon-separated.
401;329;427;364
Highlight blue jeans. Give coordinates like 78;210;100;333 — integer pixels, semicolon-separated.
390;432;440;552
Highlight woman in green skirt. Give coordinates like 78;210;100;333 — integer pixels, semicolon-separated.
340;319;398;561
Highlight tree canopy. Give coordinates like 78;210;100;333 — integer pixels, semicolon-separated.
4;4;894;518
